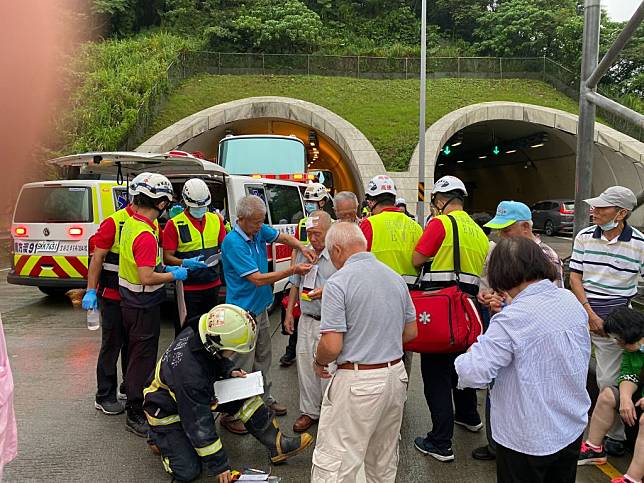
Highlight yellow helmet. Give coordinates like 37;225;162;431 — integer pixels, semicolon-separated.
199;304;257;354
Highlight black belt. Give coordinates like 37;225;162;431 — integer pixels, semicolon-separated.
302;313;321;321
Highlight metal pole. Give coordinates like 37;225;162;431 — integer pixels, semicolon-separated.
586;91;644;127
586;1;644;89
405;57;408;80
573;0;601;236
416;0;427;223
499;57;503;80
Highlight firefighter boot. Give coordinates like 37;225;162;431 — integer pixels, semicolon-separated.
244;403;313;464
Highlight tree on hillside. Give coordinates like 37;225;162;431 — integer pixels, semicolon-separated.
205;0;323;53
474;0;578;57
430;0;491;42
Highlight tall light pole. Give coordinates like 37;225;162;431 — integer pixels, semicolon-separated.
416;0;427;224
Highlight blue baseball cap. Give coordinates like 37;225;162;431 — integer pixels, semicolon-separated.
484;201;532;229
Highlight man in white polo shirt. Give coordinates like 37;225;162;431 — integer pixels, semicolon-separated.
570;186;644;456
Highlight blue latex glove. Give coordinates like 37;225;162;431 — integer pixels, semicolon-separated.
164;265;180;273
182;255;208;270
82;289;98;310
171;267;189;281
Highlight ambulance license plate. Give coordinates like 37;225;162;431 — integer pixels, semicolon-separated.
35;241;60;253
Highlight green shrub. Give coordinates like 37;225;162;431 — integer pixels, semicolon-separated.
56;32;193;154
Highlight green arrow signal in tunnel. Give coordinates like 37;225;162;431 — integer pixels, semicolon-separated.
442;145;451;156
492;145;500;155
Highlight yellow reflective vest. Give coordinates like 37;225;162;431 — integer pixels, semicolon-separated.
368;209;423;280
171;211;222;286
119;215;164;307
423;210;488;287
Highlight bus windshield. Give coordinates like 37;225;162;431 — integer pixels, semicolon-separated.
218;136;306;175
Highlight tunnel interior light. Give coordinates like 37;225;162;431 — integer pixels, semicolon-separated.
451;141;462;147
530;143;544;148
505;149;517;154
438;163;445;166
478;155;487;159
450;131;463;147
456;160;464;164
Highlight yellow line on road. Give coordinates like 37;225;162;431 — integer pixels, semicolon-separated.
597;461;623;479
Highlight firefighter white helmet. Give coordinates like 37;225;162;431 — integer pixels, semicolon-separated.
129;172;152;196
182;178;211;208
199;304;258;354
366;175;397;197
431;175;467;196
303;183;328;202
130;173;174;201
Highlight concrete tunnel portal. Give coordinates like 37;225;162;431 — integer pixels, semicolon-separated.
139;98;644;225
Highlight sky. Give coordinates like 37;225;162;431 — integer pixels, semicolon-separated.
602;0;640;21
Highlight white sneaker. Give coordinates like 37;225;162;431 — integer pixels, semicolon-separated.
455;420;483;432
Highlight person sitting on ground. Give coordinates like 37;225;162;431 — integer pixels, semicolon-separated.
455;237;591;483
144;304;313;483
578;307;644;483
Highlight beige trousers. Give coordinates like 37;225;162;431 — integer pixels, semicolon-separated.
310;361;408;483
296;313;332;419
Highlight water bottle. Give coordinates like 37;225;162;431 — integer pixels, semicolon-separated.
87;308;100;330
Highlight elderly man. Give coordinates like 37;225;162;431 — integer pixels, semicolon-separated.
333;191;360;223
570;186;644;457
220;195;314;433
484;200;563;287
311;222;418;483
283;211;337;433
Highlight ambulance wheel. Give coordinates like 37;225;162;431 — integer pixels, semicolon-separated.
38;287;69;298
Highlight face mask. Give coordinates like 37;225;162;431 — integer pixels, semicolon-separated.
190;207;208;219
304;202;318;215
599;216;619;231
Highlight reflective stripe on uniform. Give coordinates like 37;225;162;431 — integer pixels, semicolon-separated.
143;358;177;401
119;277;164;293
234;395;263;423
102;262;119;272
195;438;223;457
146;413;181;426
402;275;417;284
421;272;481;286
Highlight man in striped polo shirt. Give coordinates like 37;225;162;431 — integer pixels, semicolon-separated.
570;186;643;456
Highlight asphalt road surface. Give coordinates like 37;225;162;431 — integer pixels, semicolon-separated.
0;238;630;482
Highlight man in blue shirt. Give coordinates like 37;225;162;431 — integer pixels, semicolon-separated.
222;195;314;432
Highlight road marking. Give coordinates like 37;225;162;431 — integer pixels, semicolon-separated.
555;236;573;241
596;461;623;479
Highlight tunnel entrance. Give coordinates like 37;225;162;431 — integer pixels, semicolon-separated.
434;120;577;215
137;96;392;200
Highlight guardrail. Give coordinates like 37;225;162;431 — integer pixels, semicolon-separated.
123;52;643;150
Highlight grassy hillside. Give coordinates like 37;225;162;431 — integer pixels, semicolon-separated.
147;75;580;171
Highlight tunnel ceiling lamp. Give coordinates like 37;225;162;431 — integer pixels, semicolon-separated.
505;149;517;154
438;162;445;166
478;155;488;159
451;131;464;147
456;160;464;163
308;130;318;147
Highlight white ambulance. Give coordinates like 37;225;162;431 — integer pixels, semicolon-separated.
9;152;308;304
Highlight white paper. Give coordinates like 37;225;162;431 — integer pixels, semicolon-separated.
238;475;269;481
214;371;264;404
302;265;318;290
205;253;221;267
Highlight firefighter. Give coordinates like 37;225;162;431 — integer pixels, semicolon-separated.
359;175;423;377
298;182;332;242
144;304;313;483
118;173;189;437
163;178;227;335
82;172;156;415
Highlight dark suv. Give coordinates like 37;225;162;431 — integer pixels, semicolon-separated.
531;199;575;236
